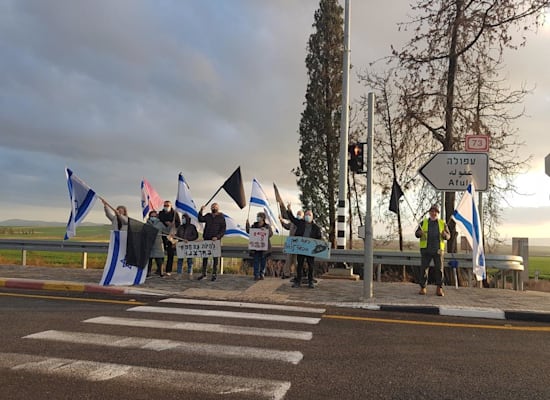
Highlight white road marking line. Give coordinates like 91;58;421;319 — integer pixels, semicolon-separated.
24;330;303;365
160;298;326;314
84;316;313;340
0;352;290;400
127;305;321;325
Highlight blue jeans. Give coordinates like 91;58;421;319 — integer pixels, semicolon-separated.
177;258;193;274
253;251;267;278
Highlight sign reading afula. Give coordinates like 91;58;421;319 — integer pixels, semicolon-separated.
419;151;489;191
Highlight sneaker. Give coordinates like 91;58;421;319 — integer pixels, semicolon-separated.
165;272;171;276
418;287;427;295
436;287;444;297
197;274;206;281
211;275;217;282
308;281;315;289
259;275;264;280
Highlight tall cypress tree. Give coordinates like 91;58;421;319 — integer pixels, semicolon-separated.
293;0;343;247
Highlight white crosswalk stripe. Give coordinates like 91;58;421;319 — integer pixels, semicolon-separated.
84;315;313;340
24;330;304;364
127;305;322;324
159;298;326;314
0;352;290;400
13;298;325;398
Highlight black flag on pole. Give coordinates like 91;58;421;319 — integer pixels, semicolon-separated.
389;178;404;214
222;166;246;209
126;218;159;269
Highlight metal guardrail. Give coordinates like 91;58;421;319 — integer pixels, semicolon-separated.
0;239;524;289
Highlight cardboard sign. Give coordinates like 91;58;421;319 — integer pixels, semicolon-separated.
176;240;221;258
283;237;331;260
248;227;270;251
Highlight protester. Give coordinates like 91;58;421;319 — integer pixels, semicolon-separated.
246;211;273;280
158;200;181;276
197;202;226;281
415;204;451;296
286;204;322;289
279;210;303;280
102;199;128;231
146;210;167;277
176;213;199;278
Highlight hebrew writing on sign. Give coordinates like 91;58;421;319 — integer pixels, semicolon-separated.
248;227;269;251
176;240;221;258
283;236;331;260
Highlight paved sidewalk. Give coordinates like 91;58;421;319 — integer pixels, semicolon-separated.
1;265;549;322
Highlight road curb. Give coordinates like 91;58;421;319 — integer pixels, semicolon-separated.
0;277;128;296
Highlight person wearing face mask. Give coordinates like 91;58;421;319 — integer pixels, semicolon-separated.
286;204;323;289
158;200;181;276
175;213;199;279
146;210;168;277
278;209;303;280
246;212;273;280
197;202;226;281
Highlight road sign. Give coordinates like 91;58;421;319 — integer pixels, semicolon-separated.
465;135;490;152
546;154;550;177
419;151;489;191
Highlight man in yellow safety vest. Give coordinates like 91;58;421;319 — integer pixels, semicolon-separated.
415;204;451;296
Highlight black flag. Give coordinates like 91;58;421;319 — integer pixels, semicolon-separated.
389;178;404;214
126;218;159;269
222;166;246;209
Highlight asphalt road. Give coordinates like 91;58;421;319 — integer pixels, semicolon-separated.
1;289;549;400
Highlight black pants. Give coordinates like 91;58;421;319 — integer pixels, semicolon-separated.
162;237;175;273
148;258;163;276
296;255;315;283
202;257;219;276
417;249;444;288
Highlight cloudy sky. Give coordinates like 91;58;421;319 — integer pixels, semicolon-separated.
1;0;549;241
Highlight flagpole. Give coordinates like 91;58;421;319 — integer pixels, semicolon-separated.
203;186;223;207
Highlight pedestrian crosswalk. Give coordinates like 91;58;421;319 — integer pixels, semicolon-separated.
6;297;326;399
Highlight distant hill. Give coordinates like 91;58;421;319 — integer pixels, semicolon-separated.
0;219;104;227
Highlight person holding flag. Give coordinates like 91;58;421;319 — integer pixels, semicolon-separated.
415;205;451;296
197;203;226;281
102;199;128;231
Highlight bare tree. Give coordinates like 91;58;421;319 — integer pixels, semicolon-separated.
363;0;548;249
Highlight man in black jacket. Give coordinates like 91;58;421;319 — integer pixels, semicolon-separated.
197;203;226;281
286;204;322;289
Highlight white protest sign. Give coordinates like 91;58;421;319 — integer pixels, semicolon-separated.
176;240;221;258
248;227;270;251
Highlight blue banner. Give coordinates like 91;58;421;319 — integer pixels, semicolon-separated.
283;237;331;259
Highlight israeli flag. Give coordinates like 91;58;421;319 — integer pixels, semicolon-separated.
249;178;280;233
140;178;164;220
64;168;97;240
100;230;147;286
175;173;201;230
223;214;249;240
452;182;486;281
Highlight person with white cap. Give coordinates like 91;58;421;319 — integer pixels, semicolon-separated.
415;204;451;296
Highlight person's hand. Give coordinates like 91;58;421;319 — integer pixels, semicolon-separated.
286;202;291;210
212;236;218;241
200;205;206;212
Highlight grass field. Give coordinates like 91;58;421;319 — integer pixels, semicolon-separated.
1;225;549;279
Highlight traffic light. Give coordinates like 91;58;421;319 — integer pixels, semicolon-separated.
348;143;364;173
